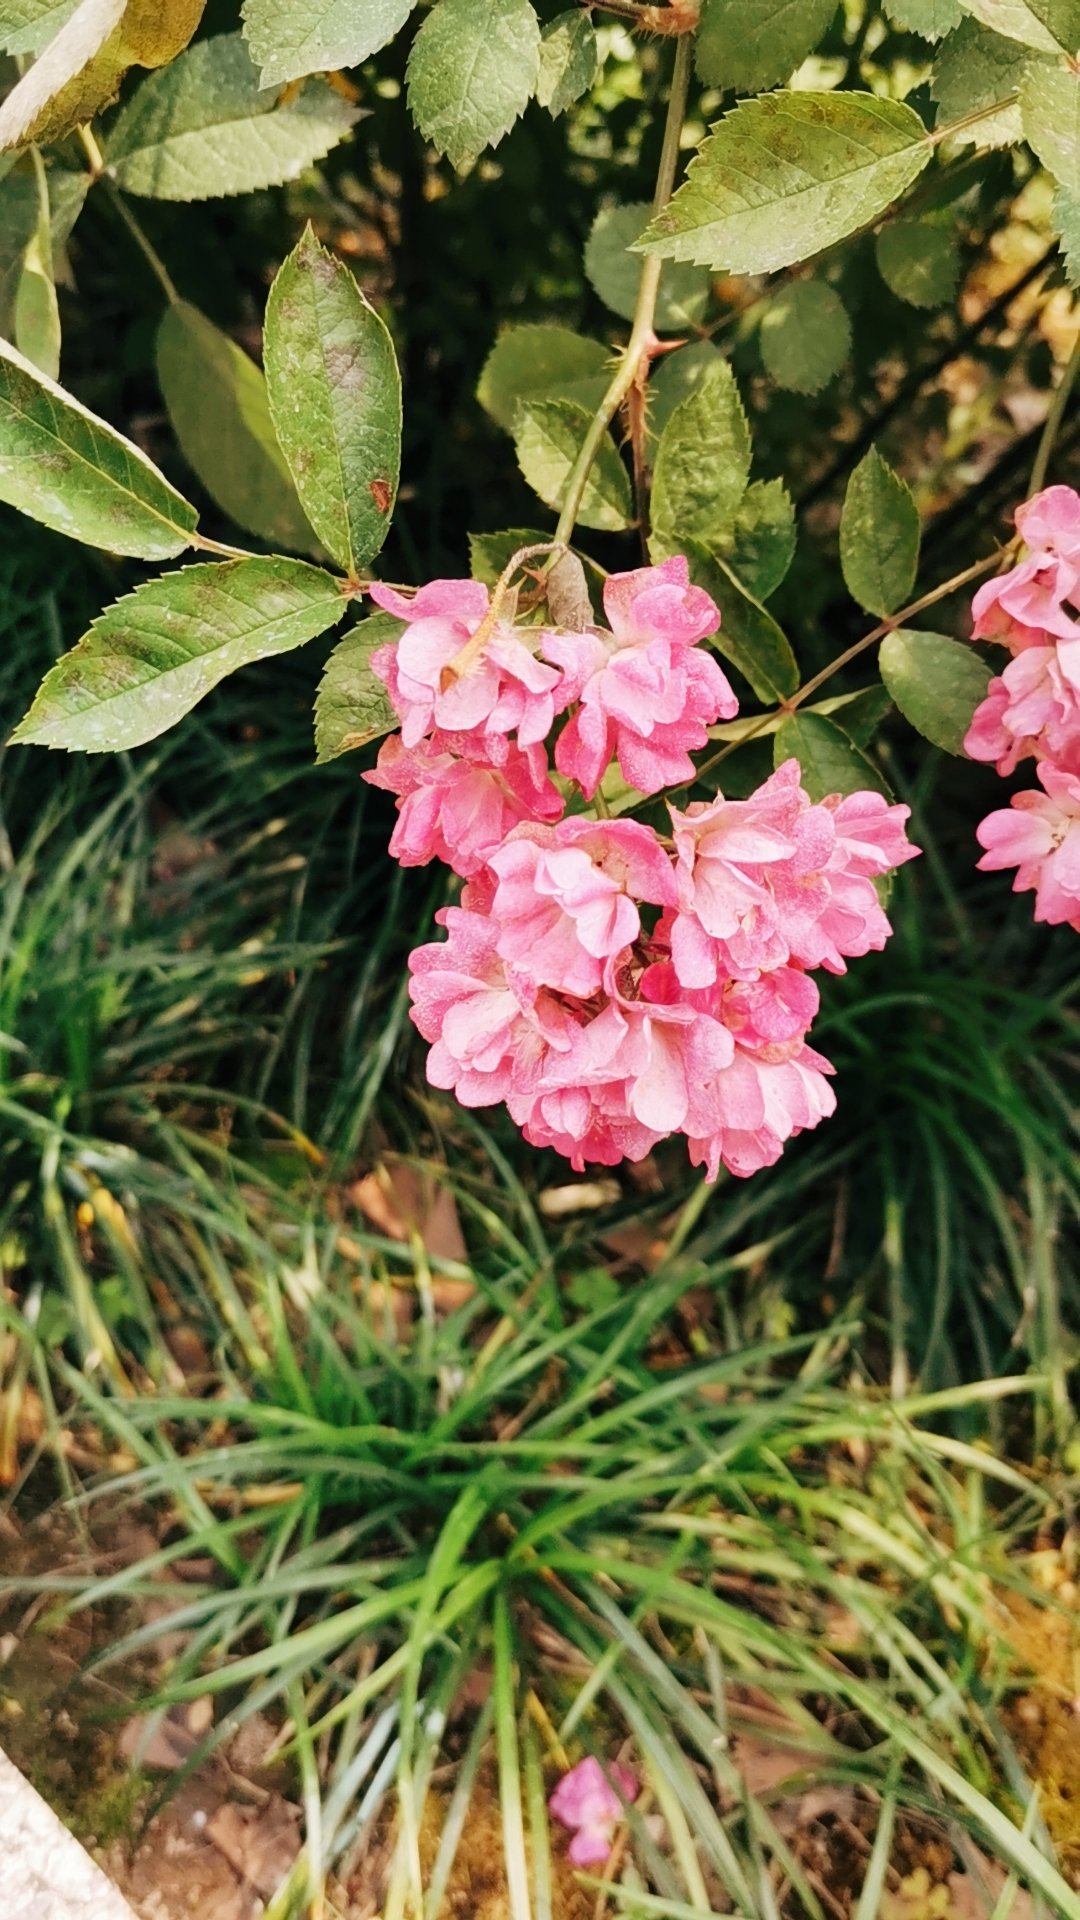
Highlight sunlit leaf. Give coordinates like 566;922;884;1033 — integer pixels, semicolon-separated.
513;398;631;533
477;324;610;434
314;610;401;761
759;280;851;393
241;0;417;87
879;627;993;752
406;0;540;170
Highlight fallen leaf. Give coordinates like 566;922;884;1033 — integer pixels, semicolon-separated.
206;1798;300;1899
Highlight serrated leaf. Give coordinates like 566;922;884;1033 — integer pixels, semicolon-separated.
315;610;401;761
477;324;610;434
0;0;205;152
931;18;1032;144
14;150;59;379
513;398;631;532
876;219;960;305
585;201;710;331
879;627;993;752
884;0;963;36
406;0;540;171
536;10;597;116
647;339;722;444
0;0;124;151
759;280;851;394
840;447;919;617
685;542;799;702
710;683;890;745
106;32;359;200
651;361;750;549
468;525;553;586
774;710;889;799
157;301;315;554
0;335;197;556
241;0;417;88
1021;62;1080;191
711;478;796;601
14;557;345;752
695;0;838;92
264;224;401;578
1053;183;1080;284
956;0;1080;51
638;92;932;274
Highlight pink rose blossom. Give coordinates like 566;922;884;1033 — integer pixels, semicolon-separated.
549;1757;638;1867
364;734;563;876
971;486;1080;653
487;818;677;998
975;761;1080;930
544;556;737;799
964;648;1080;778
408;905;577;1107
369;578;562;753
686;1040;837;1181
670;763;918;985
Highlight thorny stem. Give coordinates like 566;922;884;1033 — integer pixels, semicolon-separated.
690;548;1011;786
584;0;700;31
1029;331;1080;497
553;32;693;548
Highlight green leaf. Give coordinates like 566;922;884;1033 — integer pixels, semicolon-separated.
468;525;553;585
106;32;359;201
1053;183;1080;285
264;224;402;578
883;0;963;36
876;219;960;305
0;0;205;152
685;543;799;702
931;18;1032;145
638;92;932;274
585;202;710;332
651;361;751;549
0;0;80;58
477;323;610;434
0;160;41;337
156;301;315;554
956;0;1080;51
406;0;540;171
695;0;837;92
647;339;722;444
241;0;417;88
13;150;59;379
0;335;197;557
879;627;993;753
825;681;893;746
0;0;124;152
14;557;345;752
314;611;401;761
536;10;597;116
840;447;919;617
1021;62;1080;191
758;280;851;394
513;398;631;532
774;711;889;799
711;477;797;601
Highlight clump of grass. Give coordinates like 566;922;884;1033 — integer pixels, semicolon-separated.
6;1173;1078;1919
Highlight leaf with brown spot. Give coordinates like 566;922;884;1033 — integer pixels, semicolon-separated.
265;224;402;576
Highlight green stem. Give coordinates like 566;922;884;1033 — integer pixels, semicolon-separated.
79;128;180;306
553;32;693;548
1029;331;1080;497
689;546;1010;786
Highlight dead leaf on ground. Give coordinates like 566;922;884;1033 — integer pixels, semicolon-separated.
349;1162;469;1268
206;1797;301;1899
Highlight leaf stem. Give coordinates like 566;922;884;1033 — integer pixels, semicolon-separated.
79;126;181;307
553;32;693;547
1029;331;1080;497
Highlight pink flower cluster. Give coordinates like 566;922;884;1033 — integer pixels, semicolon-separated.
965;486;1080;932
365;556;918;1176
